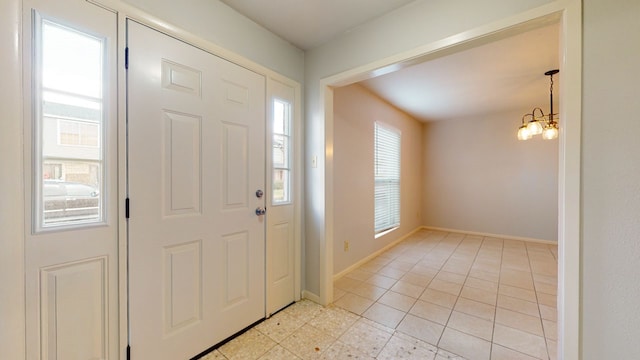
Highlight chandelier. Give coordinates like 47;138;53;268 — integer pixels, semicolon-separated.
517;69;559;140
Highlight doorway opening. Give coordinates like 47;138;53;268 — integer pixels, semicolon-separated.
319;5;582;360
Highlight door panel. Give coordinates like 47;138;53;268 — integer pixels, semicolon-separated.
163;111;202;215
40;258;108;360
222;123;249;208
128;21;266;359
164;240;202;334
266;80;297;315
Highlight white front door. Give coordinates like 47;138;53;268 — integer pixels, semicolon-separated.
127;21;266;359
22;0;119;359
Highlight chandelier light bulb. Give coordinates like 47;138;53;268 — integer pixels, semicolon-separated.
542;124;558;140
527;120;543;135
518;125;532;140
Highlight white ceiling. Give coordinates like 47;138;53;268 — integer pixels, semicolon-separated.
361;23;560;122
221;1;560;122
220;0;416;50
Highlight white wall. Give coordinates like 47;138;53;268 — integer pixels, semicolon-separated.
581;0;640;357
122;0;305;83
422;111;558;241
333;84;423;274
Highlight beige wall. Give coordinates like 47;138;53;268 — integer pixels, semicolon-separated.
422;111;558;241
333;84;423;274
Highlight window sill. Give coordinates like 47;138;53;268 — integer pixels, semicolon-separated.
375;226;398;239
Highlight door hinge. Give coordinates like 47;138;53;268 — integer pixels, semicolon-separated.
126;344;131;360
125;198;130;219
125;47;129;69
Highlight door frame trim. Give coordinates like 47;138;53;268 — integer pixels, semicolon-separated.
90;1;303;358
318;1;581;359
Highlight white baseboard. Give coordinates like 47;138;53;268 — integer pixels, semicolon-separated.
301;290;320;304
421;226;557;245
332;226;424;281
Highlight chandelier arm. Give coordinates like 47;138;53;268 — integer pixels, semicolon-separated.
531;107;547;123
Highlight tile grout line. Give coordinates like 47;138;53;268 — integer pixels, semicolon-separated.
525;242;552;360
431;233;475;349
489;236;505;360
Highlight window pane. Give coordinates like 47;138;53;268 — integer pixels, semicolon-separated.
37;19;105;228
272;169;289;203
43;21;103;98
273;134;288;168
272;99;292;205
273;101;285;134
374;122;401;233
43;161;101;224
57;119;100;147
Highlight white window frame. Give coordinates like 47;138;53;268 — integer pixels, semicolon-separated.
374;121;401;235
33;14;108;231
271;98;292;206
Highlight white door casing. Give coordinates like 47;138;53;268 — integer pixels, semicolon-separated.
127;20;266;359
22;0;119;359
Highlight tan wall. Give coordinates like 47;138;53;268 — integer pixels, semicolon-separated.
333;84;423;274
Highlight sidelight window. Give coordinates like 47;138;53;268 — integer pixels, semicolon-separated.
34;17;106;229
272;99;292;205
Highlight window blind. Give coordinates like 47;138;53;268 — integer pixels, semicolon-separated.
374;122;400;233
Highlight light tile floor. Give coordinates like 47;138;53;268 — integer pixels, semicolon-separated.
200;230;558;360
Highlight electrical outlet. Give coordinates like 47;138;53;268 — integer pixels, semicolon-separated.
344;240;349;252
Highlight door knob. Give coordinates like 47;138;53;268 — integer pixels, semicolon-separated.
255;207;266;216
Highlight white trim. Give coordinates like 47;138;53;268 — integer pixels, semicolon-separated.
115;8;129;360
293;77;303;304
321;85;334;306
319;2;581;359
421;226;557;245
557;1;582;359
333;226;423;281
